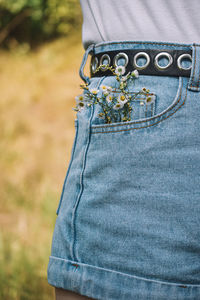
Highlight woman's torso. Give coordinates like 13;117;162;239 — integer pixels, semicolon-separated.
52;1;200;299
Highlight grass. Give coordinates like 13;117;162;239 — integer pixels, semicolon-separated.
0;32;88;299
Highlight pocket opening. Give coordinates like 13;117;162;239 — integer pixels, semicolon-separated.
90;75;187;134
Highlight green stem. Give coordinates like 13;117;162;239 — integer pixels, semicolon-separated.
97;99;110;123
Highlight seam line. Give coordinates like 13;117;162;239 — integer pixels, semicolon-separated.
87;0;106;42
71;77;105;261
49;256;200;288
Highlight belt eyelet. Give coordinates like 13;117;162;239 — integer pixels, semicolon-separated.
113;52;129;68
154;52;173;70
177;53;192;71
91;56;98;73
133;52;150;70
99;54;111;71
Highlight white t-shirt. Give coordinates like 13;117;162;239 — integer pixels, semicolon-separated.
79;0;200;50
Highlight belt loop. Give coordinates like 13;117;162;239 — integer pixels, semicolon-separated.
187;43;200;92
79;43;95;84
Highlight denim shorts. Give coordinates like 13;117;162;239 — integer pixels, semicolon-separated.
47;40;200;300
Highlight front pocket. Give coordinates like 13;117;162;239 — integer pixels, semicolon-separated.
90;75;188;134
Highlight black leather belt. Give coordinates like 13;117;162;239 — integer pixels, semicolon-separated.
90;48;192;78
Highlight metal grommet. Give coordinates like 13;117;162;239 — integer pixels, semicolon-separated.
133;52;150;70
113;52;129;68
154;52;173;70
91;56;98;73
99;54;111;71
177;53;192;70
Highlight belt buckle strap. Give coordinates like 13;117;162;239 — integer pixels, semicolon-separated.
79;43;95;84
90;48;193;78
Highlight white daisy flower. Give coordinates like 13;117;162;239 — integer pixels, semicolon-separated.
100;84;107;92
76;101;85;110
100;84;112;96
89;87;99;95
131;69;139;78
113;102;124;110
100;84;112;92
106;94;113;103
145;94;156;105
75;93;85;103
117;93;129;104
115;65;126;75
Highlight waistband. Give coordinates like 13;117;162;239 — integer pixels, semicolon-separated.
79;40;200;92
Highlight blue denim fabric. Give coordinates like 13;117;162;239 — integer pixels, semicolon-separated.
47;40;200;300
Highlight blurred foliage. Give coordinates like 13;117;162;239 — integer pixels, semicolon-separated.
0;35;83;299
0;233;54;300
0;0;82;49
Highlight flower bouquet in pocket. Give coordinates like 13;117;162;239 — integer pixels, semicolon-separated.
73;64;156;124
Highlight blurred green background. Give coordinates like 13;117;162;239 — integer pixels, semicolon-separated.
0;0;82;49
0;0;88;299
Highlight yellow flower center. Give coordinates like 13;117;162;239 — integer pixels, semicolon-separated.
120;95;126;101
146;97;152;102
79;96;83;100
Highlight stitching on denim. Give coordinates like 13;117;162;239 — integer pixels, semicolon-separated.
71;103;94;261
56;121;79;216
189;44;197;88
145;103;147;118
92;86;187;134
91;78;183;129
189;44;200;89
193;45;200;88
197;45;200;88
191;44;196;87
71;76;105;262
112;90;155;95
94;41;192;49
49;256;200;288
